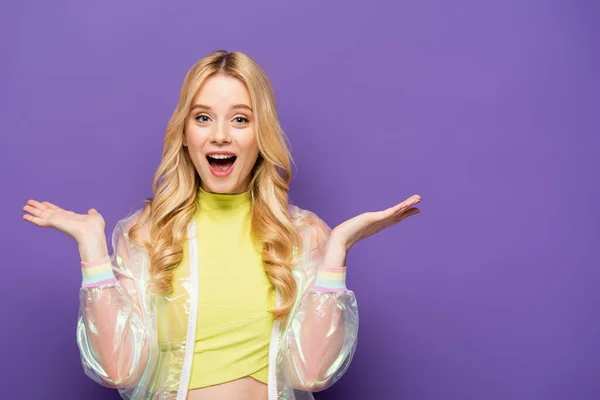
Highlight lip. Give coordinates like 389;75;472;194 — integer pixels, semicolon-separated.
206;150;237;156
206;152;237;178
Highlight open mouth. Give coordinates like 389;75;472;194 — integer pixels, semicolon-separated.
206;154;237;174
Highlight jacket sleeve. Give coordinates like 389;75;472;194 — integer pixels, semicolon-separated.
76;210;152;388
281;210;359;392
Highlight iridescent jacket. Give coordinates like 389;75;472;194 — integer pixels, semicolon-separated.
77;204;359;399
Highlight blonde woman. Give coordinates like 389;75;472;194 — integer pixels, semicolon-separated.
22;50;421;400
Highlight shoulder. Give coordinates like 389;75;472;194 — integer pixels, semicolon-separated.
287;203;332;244
115;206;152;244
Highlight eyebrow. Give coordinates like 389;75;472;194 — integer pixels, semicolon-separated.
190;104;253;112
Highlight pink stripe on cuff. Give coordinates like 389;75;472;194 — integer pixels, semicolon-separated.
312;286;348;293
318;266;347;273
82;278;118;288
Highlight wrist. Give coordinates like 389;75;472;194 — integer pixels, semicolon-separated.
323;238;347;269
77;236;109;263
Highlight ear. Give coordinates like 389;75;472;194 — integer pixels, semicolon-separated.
182;134;188;147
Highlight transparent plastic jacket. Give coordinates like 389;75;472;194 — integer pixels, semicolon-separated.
76;204;359;399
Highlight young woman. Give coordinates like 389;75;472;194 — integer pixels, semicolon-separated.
22;50;421;400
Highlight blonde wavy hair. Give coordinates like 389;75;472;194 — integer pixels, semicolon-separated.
128;50;303;320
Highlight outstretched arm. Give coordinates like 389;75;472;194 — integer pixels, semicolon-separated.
283;194;421;392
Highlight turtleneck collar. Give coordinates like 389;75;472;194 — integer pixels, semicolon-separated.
197;186;251;210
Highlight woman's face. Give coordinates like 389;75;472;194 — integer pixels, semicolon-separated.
184;74;259;194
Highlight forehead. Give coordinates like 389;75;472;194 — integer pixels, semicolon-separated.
193;75;251;107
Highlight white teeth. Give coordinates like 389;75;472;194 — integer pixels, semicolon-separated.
207;154;235;159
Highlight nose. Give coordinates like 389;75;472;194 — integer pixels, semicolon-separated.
210;124;232;144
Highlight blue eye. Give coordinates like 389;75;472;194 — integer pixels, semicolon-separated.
195;115;210;123
234;117;249;124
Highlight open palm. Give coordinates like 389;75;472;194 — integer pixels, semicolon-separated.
332;194;422;251
22;200;105;243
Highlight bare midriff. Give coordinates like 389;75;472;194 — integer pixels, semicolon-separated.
187;376;267;400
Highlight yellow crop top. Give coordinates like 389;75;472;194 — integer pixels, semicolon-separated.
185;187;276;389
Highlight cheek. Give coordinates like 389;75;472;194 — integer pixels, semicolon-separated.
185;126;208;148
242;130;259;155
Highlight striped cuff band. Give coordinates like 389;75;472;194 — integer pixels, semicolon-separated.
81;256;118;288
312;266;348;293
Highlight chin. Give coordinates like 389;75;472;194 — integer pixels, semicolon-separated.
201;178;241;194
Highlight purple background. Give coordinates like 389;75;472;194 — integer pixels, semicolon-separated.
1;0;599;399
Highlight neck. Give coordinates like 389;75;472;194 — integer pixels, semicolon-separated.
197;186;251;210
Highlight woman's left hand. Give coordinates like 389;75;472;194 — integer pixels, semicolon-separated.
330;194;422;253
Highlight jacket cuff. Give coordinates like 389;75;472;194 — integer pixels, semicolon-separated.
81;256;118;288
312;266;348;293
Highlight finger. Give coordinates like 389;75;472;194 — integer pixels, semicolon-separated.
405;207;420;217
394;195;421;213
403;195;422;208
22;213;46;226
384;203;410;219
378;195;422;220
42;201;60;211
23;204;44;218
26;199;48;211
394;207;420;222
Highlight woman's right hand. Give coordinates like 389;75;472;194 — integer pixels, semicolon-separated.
22;199;106;244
